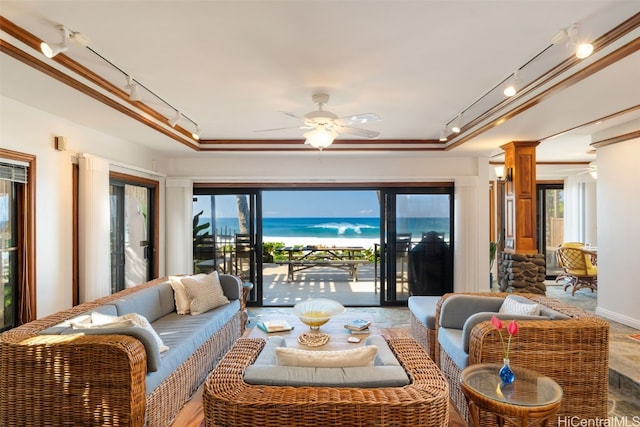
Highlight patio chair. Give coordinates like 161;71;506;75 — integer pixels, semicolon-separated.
556;246;597;296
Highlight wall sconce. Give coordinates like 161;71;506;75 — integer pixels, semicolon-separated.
495;166;513;182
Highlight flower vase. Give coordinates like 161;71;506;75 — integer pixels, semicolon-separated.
499;358;516;384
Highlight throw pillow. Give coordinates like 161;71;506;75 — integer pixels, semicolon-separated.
169;274;205;315
275;345;378;368
181;271;230;315
90;311;169;353
499;295;541;316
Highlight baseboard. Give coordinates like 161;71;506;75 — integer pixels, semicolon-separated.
595;307;640;329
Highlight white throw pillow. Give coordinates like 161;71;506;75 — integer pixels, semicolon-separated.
89;312;169;353
169;274;205;315
275;345;378;368
181;271;230;315
499;295;540;316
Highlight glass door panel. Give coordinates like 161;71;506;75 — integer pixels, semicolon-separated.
381;190;453;303
0;179;18;331
192;193;258;287
537;184;564;279
110;180;155;293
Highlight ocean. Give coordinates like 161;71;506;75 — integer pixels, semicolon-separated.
201;216;449;245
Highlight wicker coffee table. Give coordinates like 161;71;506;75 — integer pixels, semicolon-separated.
203;337;449;427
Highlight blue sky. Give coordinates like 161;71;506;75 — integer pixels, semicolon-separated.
194;190;450;218
263;190;379;218
194;190;380;218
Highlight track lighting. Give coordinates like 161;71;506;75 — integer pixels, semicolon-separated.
503;70;521;97
168;111;181;127
126;76;142;101
40;25;89;58
439;127;448;142
552;24;593;59
451;114;462;133
192;127;200;140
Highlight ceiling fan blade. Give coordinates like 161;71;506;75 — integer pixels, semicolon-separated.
280;111;303;119
253;126;304;132
335;113;381;127
336;126;380;139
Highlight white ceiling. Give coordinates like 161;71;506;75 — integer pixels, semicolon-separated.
1;1;639;167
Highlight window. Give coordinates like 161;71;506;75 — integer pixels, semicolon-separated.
0;150;35;331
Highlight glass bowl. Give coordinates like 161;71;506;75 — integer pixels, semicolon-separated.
293;298;345;330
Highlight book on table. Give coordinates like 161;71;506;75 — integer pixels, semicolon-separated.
344;319;372;331
257;319;294;333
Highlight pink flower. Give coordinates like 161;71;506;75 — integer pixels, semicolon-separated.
507;320;519;337
491;315;503;330
491;315;518;359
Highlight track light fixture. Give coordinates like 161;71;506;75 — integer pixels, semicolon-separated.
126;76;142;101
40;25;89;58
40;23;201;140
552;23;594;59
451;114;462;133
503;70;521;97
439;127;448;142
168;111;182;127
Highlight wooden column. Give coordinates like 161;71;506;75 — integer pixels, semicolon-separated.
501;141;540;254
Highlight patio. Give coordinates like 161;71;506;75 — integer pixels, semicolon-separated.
259;262;410;306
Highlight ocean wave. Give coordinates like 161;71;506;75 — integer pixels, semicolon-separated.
309;222;378;235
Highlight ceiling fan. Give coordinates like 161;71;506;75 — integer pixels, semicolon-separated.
257;94;381;149
559;161;598;177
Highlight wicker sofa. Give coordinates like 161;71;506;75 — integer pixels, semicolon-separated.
411;292;609;425
0;275;245;427
204;337;450;427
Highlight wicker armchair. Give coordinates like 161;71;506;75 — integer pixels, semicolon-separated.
434;292;609;426
556;246;598;295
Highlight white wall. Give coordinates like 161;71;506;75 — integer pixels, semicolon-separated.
1;95;493;317
0;96;167;317
595;138;640;329
168;153;491;293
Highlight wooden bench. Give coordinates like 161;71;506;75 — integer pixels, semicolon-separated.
277;259;369;281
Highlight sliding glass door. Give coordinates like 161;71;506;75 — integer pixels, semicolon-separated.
192;191;259;297
537;184;564;279
379;188;454;304
109;178;156;293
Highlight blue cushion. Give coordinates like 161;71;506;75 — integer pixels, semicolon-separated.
243;334;410;388
144;299;240;394
113;282;176;322
439;295;504;329
408;296;440;329
437;327;468;369
61;325;162;372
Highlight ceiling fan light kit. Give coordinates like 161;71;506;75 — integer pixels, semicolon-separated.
257;93;380;150
304;126;338;149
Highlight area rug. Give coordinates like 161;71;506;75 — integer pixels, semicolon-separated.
628;334;640;342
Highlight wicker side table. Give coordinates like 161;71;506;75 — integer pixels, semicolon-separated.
461;364;563;427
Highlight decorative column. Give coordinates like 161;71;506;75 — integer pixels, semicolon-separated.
499;141;546;294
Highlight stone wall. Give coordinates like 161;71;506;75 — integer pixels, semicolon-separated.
498;252;546;294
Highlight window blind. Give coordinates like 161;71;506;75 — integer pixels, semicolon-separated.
0;161;28;183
